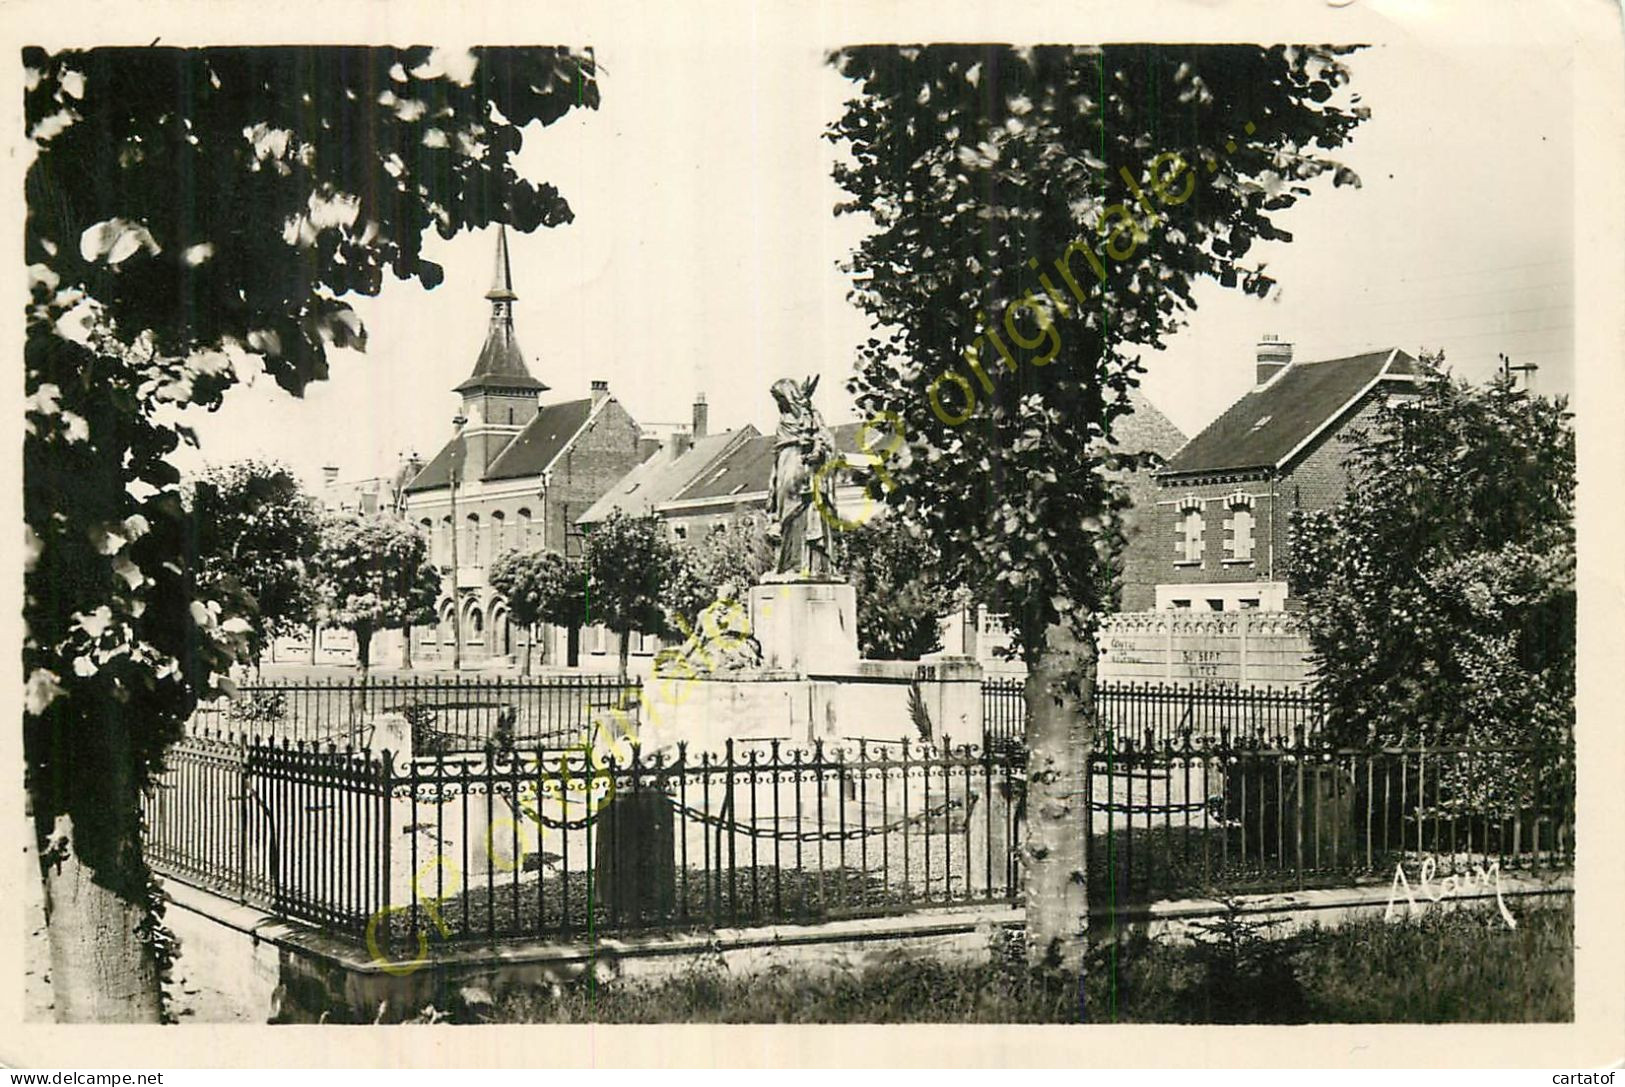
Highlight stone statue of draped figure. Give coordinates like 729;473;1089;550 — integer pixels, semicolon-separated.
765;375;839;578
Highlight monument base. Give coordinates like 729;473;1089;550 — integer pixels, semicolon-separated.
748;579;860;674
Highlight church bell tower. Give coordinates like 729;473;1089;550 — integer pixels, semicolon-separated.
454;225;547;478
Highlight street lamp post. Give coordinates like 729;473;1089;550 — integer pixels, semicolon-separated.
448;414;468;672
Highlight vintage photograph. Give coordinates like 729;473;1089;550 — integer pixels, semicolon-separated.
11;1;1613;1061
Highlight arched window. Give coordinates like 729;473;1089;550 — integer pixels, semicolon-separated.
490;510;507;563
514;507;532;551
419;518;435;564
468;607;484;640
466;513;481;568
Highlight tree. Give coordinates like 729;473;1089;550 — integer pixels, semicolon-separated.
842;516;955;660
313;513;441;679
1290;359;1575;756
489;548;587;675
189;460;322;673
24;44;597;1020
828;44;1367;972
669;510;773;622
581;510;687;680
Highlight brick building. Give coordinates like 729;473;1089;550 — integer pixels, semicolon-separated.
580;389;1182;671
1112;389;1191;612
1142;337;1421;611
401;227;650;667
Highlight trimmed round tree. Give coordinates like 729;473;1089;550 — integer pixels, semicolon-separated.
189;459;322;674
489;547;588;675
313;513;441;680
581;510;687;680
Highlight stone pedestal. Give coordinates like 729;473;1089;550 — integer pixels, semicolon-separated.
749;578;860;675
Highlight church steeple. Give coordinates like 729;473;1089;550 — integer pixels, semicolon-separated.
487;222;517;303
455;224;547;397
454;226;546;480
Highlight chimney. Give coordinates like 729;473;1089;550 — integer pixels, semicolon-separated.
590;379;609;406
322;464;340;488
692;392;709;439
1256;335;1293;386
666;428;693;459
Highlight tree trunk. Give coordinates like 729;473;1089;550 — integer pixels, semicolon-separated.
1023;621;1094;975
41;821;161;1023
35;712;163;1023
356;623;372;678
617;626;631;681
400;625;413;671
351;623;373;728
522;625;534;677
308;622;318;665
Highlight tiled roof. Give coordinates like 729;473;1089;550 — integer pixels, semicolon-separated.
401;433;471;493
577;427;760;525
1114;389;1187;462
669;422;866;504
485;398;596;482
1162;348;1415;476
403;398;595;492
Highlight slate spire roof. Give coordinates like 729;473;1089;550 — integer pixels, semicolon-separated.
455;224;548;394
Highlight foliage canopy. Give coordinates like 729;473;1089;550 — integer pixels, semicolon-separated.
828;44;1367;663
582;510;689;676
490;547;588;631
23;44;596;1018
841;516;956;660
1291;361;1575;750
313;513;440;674
188;460;322;665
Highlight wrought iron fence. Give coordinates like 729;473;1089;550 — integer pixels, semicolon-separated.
144;732;1026;952
143;726;1573;956
143;731;392;934
189;675;639;752
982;678;1328;750
1087;728;1574;908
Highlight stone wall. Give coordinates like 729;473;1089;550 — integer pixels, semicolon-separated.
1097;610;1315;687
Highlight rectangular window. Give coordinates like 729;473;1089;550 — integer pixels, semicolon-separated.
1206;599;1225;612
1171;599;1192;609
1176;507;1204;563
1239;598;1261;610
1225;505;1256;562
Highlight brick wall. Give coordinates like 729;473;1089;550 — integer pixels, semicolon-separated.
1134;387;1396;606
1275;389;1387;587
1117;469;1164;611
1144;473;1284;591
546;398;645;556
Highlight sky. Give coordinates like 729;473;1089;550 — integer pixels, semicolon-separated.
175;30;1576;488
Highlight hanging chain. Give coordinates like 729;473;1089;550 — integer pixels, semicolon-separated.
661;794;964;842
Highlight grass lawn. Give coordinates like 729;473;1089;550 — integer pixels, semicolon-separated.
451;899;1571;1024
